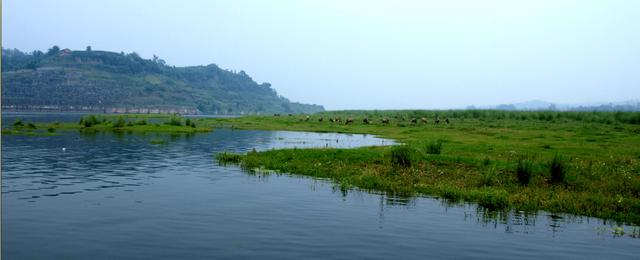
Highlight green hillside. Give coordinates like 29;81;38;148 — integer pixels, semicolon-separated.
1;46;324;114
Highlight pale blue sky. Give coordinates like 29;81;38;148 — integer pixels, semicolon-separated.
3;0;639;110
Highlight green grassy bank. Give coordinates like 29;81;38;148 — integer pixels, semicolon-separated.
3;114;212;135
210;110;640;225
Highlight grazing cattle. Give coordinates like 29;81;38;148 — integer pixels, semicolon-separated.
305;115;310;122
435;117;441;124
318;117;324;122
274;113;281;117
411;118;418;124
363;118;371;124
420;117;428;124
345;118;354;125
335;117;342;123
329;118;335;123
445;118;450;124
382;117;390;124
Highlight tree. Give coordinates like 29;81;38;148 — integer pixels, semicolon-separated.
26;60;38;70
86;46;92;51
47;45;60;56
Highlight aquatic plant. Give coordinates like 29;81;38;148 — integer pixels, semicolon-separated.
550;154;566;185
390;145;412;168
217;152;243;164
516;156;533;186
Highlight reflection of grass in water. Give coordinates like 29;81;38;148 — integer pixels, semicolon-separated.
149;139;167;145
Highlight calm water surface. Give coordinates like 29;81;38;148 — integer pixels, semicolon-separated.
2;113;638;259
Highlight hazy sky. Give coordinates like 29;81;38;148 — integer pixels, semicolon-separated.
3;0;639;110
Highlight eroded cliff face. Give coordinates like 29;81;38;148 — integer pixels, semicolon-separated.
2;48;325;115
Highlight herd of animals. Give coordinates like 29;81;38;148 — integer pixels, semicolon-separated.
272;113;451;125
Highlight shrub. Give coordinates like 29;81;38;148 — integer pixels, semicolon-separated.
27;123;37;129
516;156;533;186
135;120;147;125
13;119;24;127
390;145;412;168
166;117;182;126
185;118;192;127
126;121;134;127
82;115;100;127
112;116;126;128
550;154;566;185
47;127;56;133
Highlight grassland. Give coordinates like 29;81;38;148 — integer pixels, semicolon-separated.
3;114;212;135
210;110;640;225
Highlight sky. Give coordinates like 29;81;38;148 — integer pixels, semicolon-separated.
3;0;639;110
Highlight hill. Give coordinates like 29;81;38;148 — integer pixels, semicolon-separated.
1;46;324;114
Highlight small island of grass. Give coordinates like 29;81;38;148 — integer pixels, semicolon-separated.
2;114;213;136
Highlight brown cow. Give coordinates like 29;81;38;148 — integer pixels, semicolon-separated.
420;117;428;124
318;117;324;122
345;117;354;125
382;117;390;124
411;118;418;124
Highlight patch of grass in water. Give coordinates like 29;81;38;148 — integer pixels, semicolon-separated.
149;139;167;145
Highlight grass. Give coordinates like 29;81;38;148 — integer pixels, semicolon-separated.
2;114;213;136
208;110;640;225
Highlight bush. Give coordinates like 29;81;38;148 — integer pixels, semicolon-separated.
516;156;533;186
13;119;24;127
126;121;134;127
390;145;413;168
185;118;192;127
112;116;126;128
27;123;36;129
81;115;100;127
166;117;182;126
550;154;566;185
47;127;56;133
135;120;147;125
425;140;443;154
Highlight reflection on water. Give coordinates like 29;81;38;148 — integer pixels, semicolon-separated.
2;113;639;259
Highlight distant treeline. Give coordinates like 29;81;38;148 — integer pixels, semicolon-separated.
1;46;324;115
318;110;640;125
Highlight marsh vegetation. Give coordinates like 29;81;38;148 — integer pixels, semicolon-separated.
213;110;640;224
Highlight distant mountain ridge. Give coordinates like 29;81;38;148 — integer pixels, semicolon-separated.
473;99;640;112
1;46;324;114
